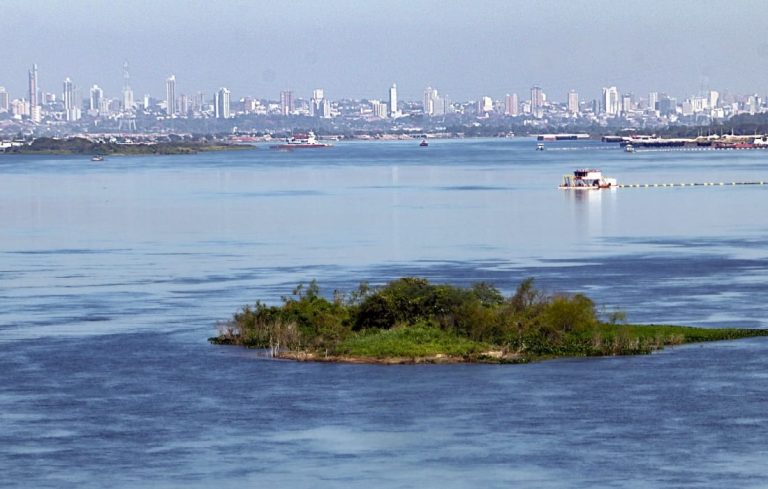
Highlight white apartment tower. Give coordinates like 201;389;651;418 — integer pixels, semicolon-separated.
310;89;324;117
63;77;80;121
602;86;620;116
530;86;544;118
214;87;231;119
567;90;579;114
388;83;398;118
166;75;177;116
28;64;41;122
280;90;293;116
505;93;519;116
648;92;659;111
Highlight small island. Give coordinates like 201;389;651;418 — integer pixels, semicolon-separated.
2;136;253;155
210;278;768;364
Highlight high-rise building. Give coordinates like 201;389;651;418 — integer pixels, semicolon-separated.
11;99;30;118
0;87;9;112
165;75;177;116
280;90;293;116
122;62;134;111
602;86;619;116
310;89;324;117
478;96;493;114
89;85;103;112
28;64;41;122
424;86;445;116
388;83;398;118
179;94;189;116
530;86;544;118
370;100;387;118
708;90;720;109
215;87;231;119
648;91;658;111
423;87;434;115
621;93;633;114
567;90;579;114
504;93;519;116
63;77;80;121
194;92;205;112
28;64;38;108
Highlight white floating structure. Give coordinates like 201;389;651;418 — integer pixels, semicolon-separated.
560;169;617;189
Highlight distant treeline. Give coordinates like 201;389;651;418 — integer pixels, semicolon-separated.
3;137;247;155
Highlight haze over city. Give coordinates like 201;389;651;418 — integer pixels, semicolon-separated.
3;0;768;101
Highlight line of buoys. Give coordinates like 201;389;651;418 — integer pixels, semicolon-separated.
617;181;766;188
635;146;768;153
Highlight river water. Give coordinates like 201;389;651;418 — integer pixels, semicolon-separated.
2;139;768;487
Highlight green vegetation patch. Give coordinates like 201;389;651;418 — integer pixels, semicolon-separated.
337;322;489;359
211;277;768;363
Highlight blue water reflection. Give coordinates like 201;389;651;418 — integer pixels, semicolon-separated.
1;138;768;487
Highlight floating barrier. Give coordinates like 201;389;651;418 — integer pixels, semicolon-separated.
617;181;766;189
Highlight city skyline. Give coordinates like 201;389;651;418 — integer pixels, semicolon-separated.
2;0;768;101
1;62;764;110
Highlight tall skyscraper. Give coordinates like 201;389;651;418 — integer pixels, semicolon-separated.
62;77;80;121
530;86;544;118
165;75;177;116
621;93;633;114
388;83;398;118
602;86;619;116
648;91;659;111
28;64;41;122
424;87;444;116
180;94;189;116
310;89;324;117
0;87;8;112
28;64;39;108
280;90;293;116
122;62;134;111
63;78;74;110
215;87;231;119
89;85;103;111
505;93;519;116
567;90;579;114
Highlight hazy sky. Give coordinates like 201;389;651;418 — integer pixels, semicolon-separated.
2;0;767;103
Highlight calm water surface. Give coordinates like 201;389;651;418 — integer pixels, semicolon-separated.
2;139;768;487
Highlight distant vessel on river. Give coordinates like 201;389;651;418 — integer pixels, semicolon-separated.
559;168;617;189
270;132;332;149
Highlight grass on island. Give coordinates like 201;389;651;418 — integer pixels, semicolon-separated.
210;277;768;363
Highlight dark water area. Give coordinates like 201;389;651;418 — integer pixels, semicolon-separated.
2;139;768;487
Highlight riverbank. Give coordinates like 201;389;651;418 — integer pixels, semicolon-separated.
210;278;768;364
1;136;254;155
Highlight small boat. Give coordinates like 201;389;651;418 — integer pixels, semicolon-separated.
91;155;104;162
419;138;429;147
624;144;635;153
559;168;617;189
536;143;545;151
270;131;332;149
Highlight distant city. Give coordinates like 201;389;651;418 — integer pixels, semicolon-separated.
2;62;767;137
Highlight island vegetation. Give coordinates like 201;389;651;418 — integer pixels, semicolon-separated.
210;277;768;364
2;136;252;155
